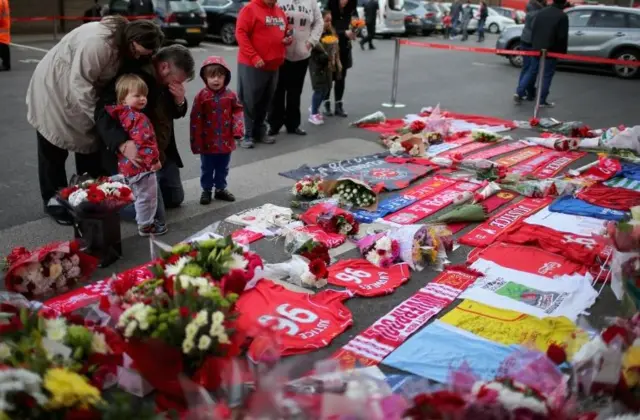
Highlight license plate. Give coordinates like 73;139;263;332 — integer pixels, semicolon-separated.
186;28;201;33
436;24;442;29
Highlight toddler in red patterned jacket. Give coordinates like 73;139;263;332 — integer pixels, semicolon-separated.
190;56;244;205
106;74;167;237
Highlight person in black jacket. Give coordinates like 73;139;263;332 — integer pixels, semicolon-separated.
324;0;357;117
95;45;195;218
516;0;545;101
360;0;378;50
83;0;103;24
477;1;488;42
514;0;568;108
128;0;154;17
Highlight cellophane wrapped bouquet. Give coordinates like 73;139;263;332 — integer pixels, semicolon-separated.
471;129;503;143
258;254;329;289
382;134;425;157
357;232;401;268
387;224;453;271
291;175;324;200
607;212;640;314
3;241;98;297
57;175;133;217
324;178;378;210
320;34;342;76
300;202;360;236
285;232;331;265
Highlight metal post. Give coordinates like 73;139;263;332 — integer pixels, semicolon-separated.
382;38;406;108
53;17;58;41
533;49;547;120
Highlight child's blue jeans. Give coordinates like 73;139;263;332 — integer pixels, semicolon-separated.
200;153;231;192
311;90;326;115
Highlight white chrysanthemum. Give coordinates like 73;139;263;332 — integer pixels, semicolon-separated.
217;333;230;345
124;320;138;338
227;253;248;271
45;318;68;342
90;332;110;355
300;271;317;287
366;250;382;267
185;323;199;340
182;338;194;354
194;310;209;327
0;343;11;361
68;189;88;207
165;256;193;277
209;324;225;338
198;335;212;351
211;311;224;326
178;275;212;295
376;236;392;251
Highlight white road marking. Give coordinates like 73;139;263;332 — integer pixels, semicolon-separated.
19;59;41;63
201;41;237;51
472;61;501;67
10;43;50;53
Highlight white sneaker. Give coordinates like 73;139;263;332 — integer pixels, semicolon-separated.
308;114;324;125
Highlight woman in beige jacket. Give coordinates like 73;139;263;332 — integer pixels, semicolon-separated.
26;17;163;225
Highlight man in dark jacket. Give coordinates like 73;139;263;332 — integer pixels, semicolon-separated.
514;0;545;101
449;0;463;38
360;0;378;50
514;0;568;108
128;0;154;16
95;45;195;215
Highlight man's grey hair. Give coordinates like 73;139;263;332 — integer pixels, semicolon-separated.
155;45;196;81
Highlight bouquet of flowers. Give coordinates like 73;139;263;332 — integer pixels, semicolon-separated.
325;178;378;210
320;34;342;76
425;131;443;145
259;255;329;289
3;241;98;297
396;120;427;135
607;218;640;253
476;163;508;182
290;236;331;265
57;175;133;216
350;17;366;37
0;304;124;391
525;136;580;151
382;134;425;157
350;111;386;127
501;178;577;198
356;232;401;268
291;175;324;200
300;202;360;236
388;225;453;270
472;129;503;143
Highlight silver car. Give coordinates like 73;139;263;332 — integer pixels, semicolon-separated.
495;5;640;79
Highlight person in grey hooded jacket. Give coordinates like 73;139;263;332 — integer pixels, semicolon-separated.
515;0;545;100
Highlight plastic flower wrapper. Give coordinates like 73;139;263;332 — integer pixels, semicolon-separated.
434;204;489;224
322;177;379;211
300;201;360;236
286;233;331;265
257;254;328;289
384;225;450;271
525;136;580;151
3;241;98;298
501;178;577;198
292;175;324;200
472;129;503;143
472;181;501;203
57;174;133;218
420;104;451;138
425;131;443;145
349;111;386;127
606;219;640;253
396;119;427;135
356;232;401;268
476;163;508;182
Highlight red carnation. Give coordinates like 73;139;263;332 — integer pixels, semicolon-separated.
163;275;175;297
221;269;248;295
6;246;30;266
60;185;79;200
118;187;132;201
179;306;190;318
546;343;567;365
391;240;400;256
409;120;426;134
308;259;328;279
451;152;464;162
86;187;106;204
529;117;540;127
245;252;263;271
296;183;303;191
601;325;630;345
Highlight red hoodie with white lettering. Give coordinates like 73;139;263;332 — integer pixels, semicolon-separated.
235;0;291;71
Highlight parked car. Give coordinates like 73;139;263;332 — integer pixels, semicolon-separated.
403;0;439;35
441;3;515;33
357;0;406;36
107;0;207;46
496;5;640;79
492;6;523;24
199;0;246;45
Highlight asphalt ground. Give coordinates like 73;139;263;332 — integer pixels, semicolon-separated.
0;32;637;374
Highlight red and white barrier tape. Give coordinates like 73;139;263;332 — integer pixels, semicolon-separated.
398;38;640;67
11;15;156;23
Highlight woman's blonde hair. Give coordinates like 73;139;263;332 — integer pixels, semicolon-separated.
115;74;148;104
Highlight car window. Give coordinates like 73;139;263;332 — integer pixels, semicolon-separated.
202;0;228;5
628;12;640;28
169;0;201;12
567;10;591;27
405;1;418;10
589;10;627;28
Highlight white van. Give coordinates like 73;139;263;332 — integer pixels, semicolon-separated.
357;0;406;36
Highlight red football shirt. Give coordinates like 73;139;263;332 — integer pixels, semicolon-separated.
328;259;411;297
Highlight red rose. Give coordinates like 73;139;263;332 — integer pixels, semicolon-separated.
6;246;30;266
529;117;540;127
296;184;303;191
546;343;567;365
221;269;248;295
409;120;426;134
601;325;630;345
118;187;132;201
309;259;328;279
429;390;467;413
60;185;79;200
245;252;263;272
391;240;400;256
179;306;190;318
451;152;464;162
163;275;175;297
86;187;106;204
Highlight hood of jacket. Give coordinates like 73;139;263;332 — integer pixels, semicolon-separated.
200;56;232;87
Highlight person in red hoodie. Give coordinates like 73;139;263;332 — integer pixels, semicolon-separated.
235;0;292;149
190;56;244;205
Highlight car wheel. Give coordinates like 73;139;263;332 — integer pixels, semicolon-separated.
220;22;237;45
488;23;499;34
612;48;640;79
507;42;524;68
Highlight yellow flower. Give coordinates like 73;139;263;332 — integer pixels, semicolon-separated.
622;346;640;388
43;368;102;410
321;35;338;44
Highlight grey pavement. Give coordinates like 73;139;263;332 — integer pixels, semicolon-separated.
0;33;635;371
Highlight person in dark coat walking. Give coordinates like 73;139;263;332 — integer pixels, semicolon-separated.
449;0;462;38
515;0;545;101
360;0;378;50
460;0;473;41
324;0;357;117
477;1;488;42
514;0;568;108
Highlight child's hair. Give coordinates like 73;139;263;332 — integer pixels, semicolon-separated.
115;74;149;104
322;10;336;34
202;63;227;80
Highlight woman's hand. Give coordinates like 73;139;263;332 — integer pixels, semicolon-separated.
119;140;143;167
306;41;313;51
346;30;356;40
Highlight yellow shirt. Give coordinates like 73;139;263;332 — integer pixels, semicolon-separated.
440;300;589;359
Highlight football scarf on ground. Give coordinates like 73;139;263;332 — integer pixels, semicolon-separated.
572;157;621;184
439;141;495;158
328;260;411;297
235;280;353;358
549;196;628;221
332;266;480;368
384;180;482;225
458;197;552;247
605;177;640;192
447;192;518;234
495;147;546;167
382;320;521;383
577;184;640;211
279;153;432;191
352;176;459;223
532;151;586;178
464;141;528;160
426;136;476;157
464;258;598;321
508;150;563;177
523;205;607;237
440;299;589;359
467;242;587;278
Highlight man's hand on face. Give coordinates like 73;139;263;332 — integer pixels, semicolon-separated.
168;82;186;105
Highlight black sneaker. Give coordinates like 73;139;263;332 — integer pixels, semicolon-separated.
513;94;524;104
323;102;333;116
540;101;555;108
334;103;348;118
260;135;276;144
44;204;74;226
200;190;212;205
267;127;280;136
215;189;236;202
369;44;376;50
